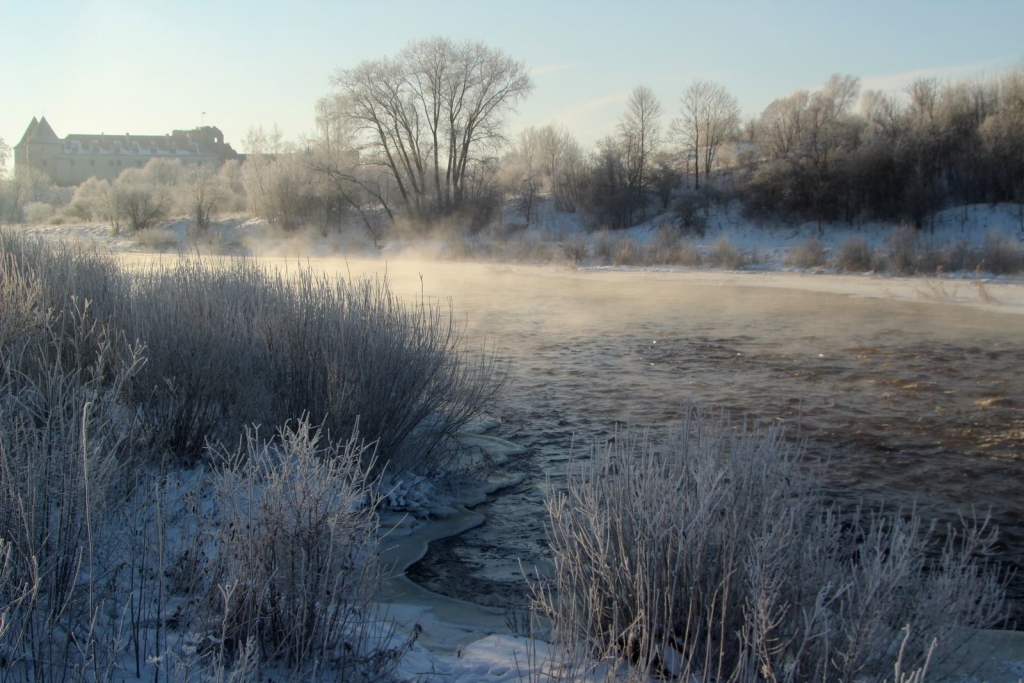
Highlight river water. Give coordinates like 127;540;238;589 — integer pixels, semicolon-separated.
163;254;1024;620
278;259;1021;620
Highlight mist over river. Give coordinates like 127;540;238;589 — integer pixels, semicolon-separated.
130;254;1024;619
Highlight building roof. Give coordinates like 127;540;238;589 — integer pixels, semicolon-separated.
16;117;38;148
17;117;61;148
33;117;61;143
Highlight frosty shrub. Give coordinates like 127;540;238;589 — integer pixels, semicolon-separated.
593;229;617;264
62;177;113;223
22;200;54;224
784;237;828;268
560;234;588;264
886;225;921;274
707;236;746;269
510;235;557;262
125;259;505;469
535;406;1006;682
834;236;876;272
981;230;1024;274
131;226;181;252
202;419;410;677
647;223;683;264
0;254;146;681
1;231;503;471
611;235;644;266
111;169;171;232
673;191;710;237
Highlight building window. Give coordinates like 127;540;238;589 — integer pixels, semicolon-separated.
91;160;95;166
70;160;75;166
117;160;122;167
109;160;114;166
137;160;143;166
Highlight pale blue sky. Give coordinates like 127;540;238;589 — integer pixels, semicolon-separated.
2;0;1022;163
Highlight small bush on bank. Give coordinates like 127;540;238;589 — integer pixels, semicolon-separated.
981;230;1024;274
23;200;55;224
610;235;644;266
535;407;1006;682
0;245;418;680
784;236;828;268
673;191;710;237
560;234;587;264
887;225;920;274
1;230;504;472
707;236;746;269
0;252;147;681
834;236;876;272
202;419;409;677
593;229;617;264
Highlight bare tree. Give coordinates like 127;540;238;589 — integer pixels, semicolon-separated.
181;164;226;232
110;168;171;232
981;66;1024;230
674;79;740;190
305;97;393;244
518;123;586;213
329;38;533;226
618;86;662;220
501;127;543;223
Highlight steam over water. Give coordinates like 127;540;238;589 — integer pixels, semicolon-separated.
271;259;1024;617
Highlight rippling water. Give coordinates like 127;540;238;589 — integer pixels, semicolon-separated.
271;259;1024;618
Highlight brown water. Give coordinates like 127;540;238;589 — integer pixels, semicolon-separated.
138;255;1024;618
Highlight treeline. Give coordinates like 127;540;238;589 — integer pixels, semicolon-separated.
2;42;1023;237
0;158;248;231
503;68;1024;231
742;70;1024;228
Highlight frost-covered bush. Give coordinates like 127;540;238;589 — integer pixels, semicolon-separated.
125;260;505;468
111;167;171;232
0;249;146;681
785;236;827;268
202;419;410;676
707;236;746;269
62;177;113;222
560;233;588;264
1;230;504;471
22;200;55;224
834;235;876;272
535;407;1006;682
610;235;644;266
592;229;617;264
887;225;920;274
981;230;1024;274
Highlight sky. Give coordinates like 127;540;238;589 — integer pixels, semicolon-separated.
2;0;1023;168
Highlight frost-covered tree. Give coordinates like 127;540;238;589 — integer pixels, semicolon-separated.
329;37;533;225
500;127;544;223
618;86;662;220
110;167;171;232
674;79;739;190
305;97;394;242
181;164;226;232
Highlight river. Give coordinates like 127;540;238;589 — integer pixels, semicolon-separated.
125;254;1024;620
291;260;1023;622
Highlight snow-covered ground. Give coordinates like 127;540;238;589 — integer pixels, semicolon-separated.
9;205;1024;680
15;201;1024;318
